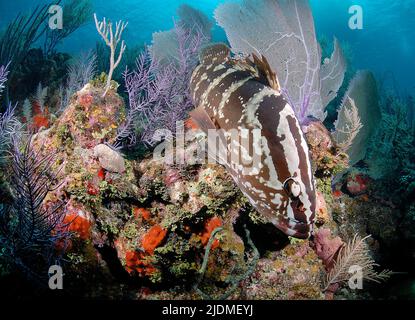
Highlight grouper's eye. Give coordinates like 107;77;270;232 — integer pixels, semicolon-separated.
283;178;301;199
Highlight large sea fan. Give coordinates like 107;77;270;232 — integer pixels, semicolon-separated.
215;0;346;123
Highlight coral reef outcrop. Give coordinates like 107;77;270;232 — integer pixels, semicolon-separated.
23;82;332;299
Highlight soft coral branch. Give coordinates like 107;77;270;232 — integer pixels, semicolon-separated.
94;13;128;97
0;103;22;163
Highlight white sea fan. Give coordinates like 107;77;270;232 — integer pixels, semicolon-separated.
151;4;211;67
177;4;213;39
320;38;347;108
214;0;346;123
22;98;32;124
333;97;363;151
33;83;48;114
0;63;10;97
59;51;97;113
336;71;381;164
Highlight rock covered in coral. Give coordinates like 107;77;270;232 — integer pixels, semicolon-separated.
24;81;346;300
315;191;331;226
301;118;345;232
302;117;348;177
302;118;333;150
52;83;125;149
113;154;250;287
23;78;397;301
244;241;325;300
28;83;135;294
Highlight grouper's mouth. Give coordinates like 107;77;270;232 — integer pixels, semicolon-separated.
273;214;313;239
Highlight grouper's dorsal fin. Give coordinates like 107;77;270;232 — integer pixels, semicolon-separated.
230;54;281;92
199;43;231;65
250;53;281;92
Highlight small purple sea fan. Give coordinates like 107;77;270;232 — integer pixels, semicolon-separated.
112;48;174;149
114;22;207;149
0;102;22;163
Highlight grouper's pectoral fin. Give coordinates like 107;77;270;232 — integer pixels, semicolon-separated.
189;106;218;134
190;106;229;168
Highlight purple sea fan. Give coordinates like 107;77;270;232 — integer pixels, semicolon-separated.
144;22;208;145
112;48;175;149
114;22;208;149
0;62;23;163
0;102;22;163
142;23;207;143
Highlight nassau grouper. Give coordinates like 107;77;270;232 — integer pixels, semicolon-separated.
189;43;316;239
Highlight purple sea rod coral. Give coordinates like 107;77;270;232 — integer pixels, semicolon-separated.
115;18;208;148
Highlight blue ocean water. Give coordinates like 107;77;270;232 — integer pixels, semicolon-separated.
1;0;414;93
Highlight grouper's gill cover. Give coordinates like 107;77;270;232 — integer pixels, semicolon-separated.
189;43;316;239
